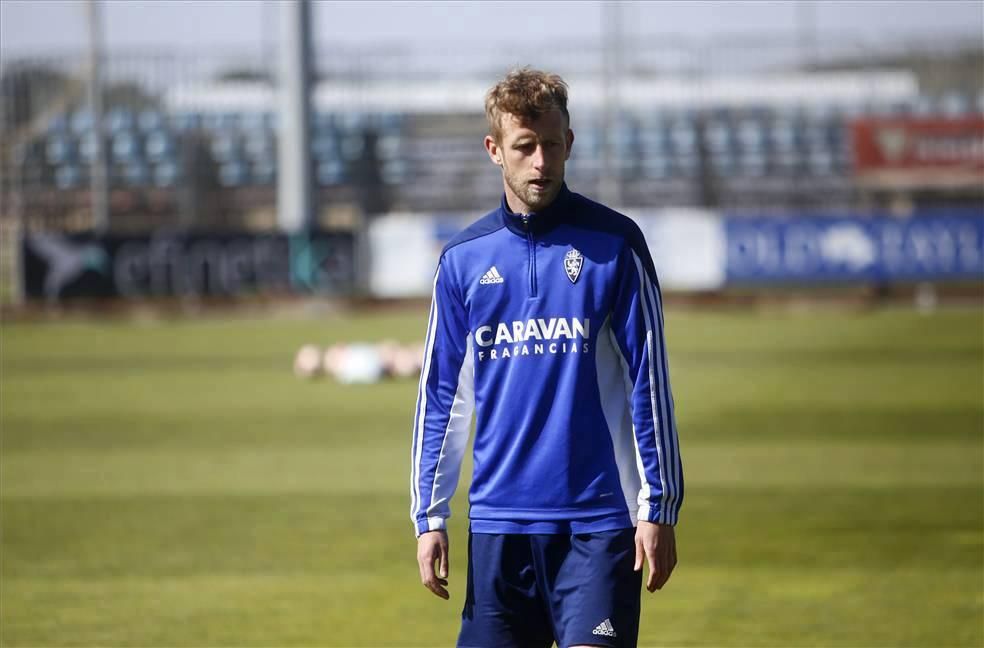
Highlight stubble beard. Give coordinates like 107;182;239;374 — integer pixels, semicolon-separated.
503;165;562;214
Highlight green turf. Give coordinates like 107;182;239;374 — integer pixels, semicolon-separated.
2;308;982;647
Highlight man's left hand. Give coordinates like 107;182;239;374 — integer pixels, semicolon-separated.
634;520;677;592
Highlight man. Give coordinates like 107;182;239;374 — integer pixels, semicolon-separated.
410;68;683;648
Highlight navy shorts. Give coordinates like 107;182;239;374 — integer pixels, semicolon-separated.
457;529;642;648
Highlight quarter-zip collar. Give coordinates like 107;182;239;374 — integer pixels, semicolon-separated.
499;183;573;236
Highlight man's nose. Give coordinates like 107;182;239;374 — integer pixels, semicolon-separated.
531;145;546;169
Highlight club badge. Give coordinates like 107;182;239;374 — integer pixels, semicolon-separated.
564;248;583;284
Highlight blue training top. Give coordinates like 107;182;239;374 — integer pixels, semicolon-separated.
410;184;683;536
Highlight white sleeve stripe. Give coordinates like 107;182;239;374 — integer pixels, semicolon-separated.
410;266;441;520
427;334;475;520
643;272;681;519
606;322;651;518
640;258;682;523
631;251;669;521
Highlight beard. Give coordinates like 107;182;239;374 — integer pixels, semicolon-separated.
502;164;562;213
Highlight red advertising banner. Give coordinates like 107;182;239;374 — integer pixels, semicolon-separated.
851;117;984;172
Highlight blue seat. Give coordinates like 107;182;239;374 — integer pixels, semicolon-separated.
735;119;767;155
316;160;346;186
710;152;739;177
218;160;249;187
340;135;365;160
201;112;239;132
46;114;69;133
737;152;768;178
640;156;671;180
243;130;275;160
380;159;408;185
704;120;734;156
111;131;142;163
311;132;339;162
46;134;76;164
122;162;150;186
105;108;135;133
70;110;94;134
240;111;267;134
172;112;201;132
78;132;103;163
669;120;697;155
376;134;403;160
209;131;242;163
152;161;180;187
939;92;971;117
251;160;276;185
54;164;83;190
137;110;165;132
144;130;176;162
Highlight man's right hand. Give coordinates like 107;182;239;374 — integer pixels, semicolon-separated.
416;529;450;600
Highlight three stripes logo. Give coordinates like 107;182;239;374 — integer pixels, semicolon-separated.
479;266;504;285
592;618;617;637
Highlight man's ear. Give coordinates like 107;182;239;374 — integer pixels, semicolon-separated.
565;128;575;160
484;135;502;166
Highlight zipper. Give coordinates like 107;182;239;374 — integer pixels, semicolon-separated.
521;214;538;298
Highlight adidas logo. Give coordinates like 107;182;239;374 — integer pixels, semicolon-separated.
592;618;617;637
479;266;504;285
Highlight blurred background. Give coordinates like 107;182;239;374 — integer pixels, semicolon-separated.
1;1;982;646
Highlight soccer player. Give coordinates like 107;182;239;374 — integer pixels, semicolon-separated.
410;68;683;648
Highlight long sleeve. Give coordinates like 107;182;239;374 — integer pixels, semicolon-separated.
409;259;475;537
609;237;684;525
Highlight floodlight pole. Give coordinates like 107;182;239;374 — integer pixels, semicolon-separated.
277;0;315;233
796;0;817;71
86;0;110;232
600;1;623;208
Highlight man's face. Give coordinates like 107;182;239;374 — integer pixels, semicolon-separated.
485;108;574;214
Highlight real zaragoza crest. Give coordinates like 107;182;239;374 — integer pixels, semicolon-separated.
564;248;583;284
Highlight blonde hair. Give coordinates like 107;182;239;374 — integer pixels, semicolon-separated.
485;67;570;143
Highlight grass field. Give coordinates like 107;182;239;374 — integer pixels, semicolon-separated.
2;306;982;647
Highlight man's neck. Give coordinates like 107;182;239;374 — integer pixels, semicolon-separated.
504;188;558;216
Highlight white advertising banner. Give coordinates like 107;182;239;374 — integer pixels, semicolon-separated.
368;209;728;297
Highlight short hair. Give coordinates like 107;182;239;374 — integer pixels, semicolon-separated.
485;67;570;143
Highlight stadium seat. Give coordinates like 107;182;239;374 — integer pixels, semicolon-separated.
45;134;76;165
122;161;150;186
243;130;275;161
78;132;103;163
201;112;240;132
152;161;180;188
376;134;403;160
640;156;672;180
316;160;346;186
54;164;84;190
669;119;698;155
46;114;69;133
209;131;242;163
218;160;249;187
737;152;768;178
172;112;202;132
311;132;340;162
705;120;734;156
144;130;176;162
105;108;136;133
70;110;95;134
340;134;365;161
939;92;971;116
380;159;409;185
251;160;276;185
137;110;165;132
111;131;143;163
